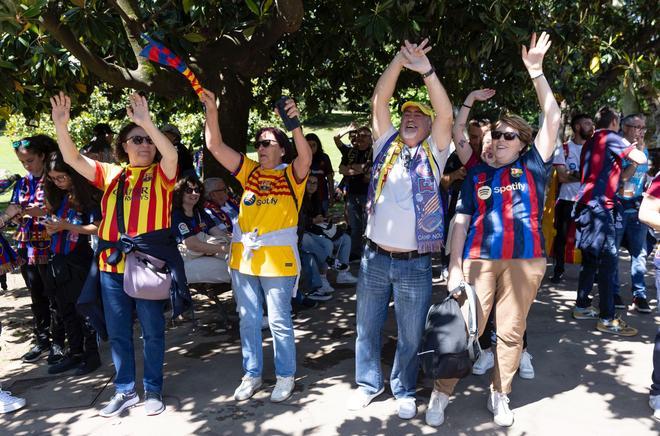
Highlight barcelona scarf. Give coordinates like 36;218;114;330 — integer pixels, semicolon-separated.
367;131;444;254
139;35;203;98
13;174;50;264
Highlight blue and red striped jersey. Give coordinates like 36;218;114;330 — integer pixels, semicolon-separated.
50;197;98;256
457;146;552;260
576;129;635;209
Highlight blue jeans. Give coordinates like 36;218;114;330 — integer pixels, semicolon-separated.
613;209;648;299
231;270;296;378
100;272;166;394
652;252;660;395
300;251;322;290
355;244;432;399
347;193;367;258
303;232;352;265
576;211;618;320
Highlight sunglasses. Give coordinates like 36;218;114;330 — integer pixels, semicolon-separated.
126;135;154;145
12;139;31;149
255;139;278;149
184;186;201;194
49;174;70;183
491;131;520;141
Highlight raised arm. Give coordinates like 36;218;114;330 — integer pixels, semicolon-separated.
51;92;97;182
453;89;496;165
126;93;178;180
400;39;454;151
201;89;242;174
279;98;312;182
371;49;406;140
523;32;561;162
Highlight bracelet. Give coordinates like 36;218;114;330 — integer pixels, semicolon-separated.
530;72;544;80
421;67;435;79
462;103;472;109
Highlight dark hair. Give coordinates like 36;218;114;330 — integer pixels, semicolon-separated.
304;133;324;155
92;123;113;137
44;151;102;213
113;123;161;164
15;134;57;157
468;118;491;129
570;113;591;131
255;127;295;164
173;175;204;210
594;106;619;130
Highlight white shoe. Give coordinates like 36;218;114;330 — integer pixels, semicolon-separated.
336;270;358;285
319;276;335;293
518;350;535;379
396;397;416;420
487;391;514;427
306;289;332;301
425;390;449;427
347;386;384;410
270;376;295;403
0;389;26;413
472;348;494;375
261;316;269;330
234;376;262;401
650;394;660;421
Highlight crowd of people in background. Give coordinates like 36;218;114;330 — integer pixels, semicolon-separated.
0;31;658;427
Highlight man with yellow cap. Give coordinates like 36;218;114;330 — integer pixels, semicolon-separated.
349;39;453;420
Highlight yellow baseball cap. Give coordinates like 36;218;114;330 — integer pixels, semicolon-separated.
401;101;434;120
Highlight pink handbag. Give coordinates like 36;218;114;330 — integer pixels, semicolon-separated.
123;250;171;300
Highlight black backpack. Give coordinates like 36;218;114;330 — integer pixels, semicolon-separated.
419;282;480;379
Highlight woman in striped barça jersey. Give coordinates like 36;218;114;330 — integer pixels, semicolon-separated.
51;91;183;418
429;32;561;428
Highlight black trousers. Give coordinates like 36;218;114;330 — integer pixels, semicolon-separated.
20;260;65;347
553;199;576;274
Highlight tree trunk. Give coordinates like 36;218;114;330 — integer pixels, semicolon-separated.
202;71;252;184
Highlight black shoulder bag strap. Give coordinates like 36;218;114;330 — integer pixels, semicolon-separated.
115;168;127;236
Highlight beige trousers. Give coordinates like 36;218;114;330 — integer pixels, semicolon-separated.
434;258;546;394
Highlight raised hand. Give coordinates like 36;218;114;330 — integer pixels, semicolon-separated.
522;31;552;76
470;88;496;102
399;39;432;74
50;91;71;126
200;88;218;115
274;98;301;120
126;93;152;127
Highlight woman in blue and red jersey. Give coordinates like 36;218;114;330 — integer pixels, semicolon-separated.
429;32;561;429
43;151;102;376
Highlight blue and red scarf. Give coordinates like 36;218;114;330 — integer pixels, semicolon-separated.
366;131;444;254
13;174;50;264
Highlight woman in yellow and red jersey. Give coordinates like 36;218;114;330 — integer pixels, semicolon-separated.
51;91;183;418
201;89;311;404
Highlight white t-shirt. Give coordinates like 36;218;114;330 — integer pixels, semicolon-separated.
365;125;450;251
552;139;583;201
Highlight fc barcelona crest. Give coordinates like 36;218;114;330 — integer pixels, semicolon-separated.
510;167;523;178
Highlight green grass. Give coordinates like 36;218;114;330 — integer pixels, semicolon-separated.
0;137;23;207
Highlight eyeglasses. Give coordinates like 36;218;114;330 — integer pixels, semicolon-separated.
49;174;70;183
491;131;520;141
12;139;31;149
625;124;647;132
255;139;278;149
184;187;201;194
350;131;370;139
126;135;154;145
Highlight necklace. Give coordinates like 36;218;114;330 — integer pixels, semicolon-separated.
402;144;421;171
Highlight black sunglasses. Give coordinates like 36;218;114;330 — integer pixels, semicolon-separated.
255;139;278;149
12;139;30;149
491;131;520;141
184;186;201;194
126;135;154;145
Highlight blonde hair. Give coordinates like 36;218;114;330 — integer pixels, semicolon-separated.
496;115;533;145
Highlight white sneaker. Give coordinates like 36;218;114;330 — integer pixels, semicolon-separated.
234;376;262;401
306;289;332;301
487;391;514;427
336;271;358;285
319;276;335;293
518;350;534;379
0;389;26;413
425;390;449;427
472;348;494;375
396;397;416;419
650;394;660;421
347;386;384;410
270;376;295;403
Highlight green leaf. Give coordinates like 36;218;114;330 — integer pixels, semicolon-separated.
262;0;273;13
183;32;206;43
183;0;193;14
245;0;259;16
